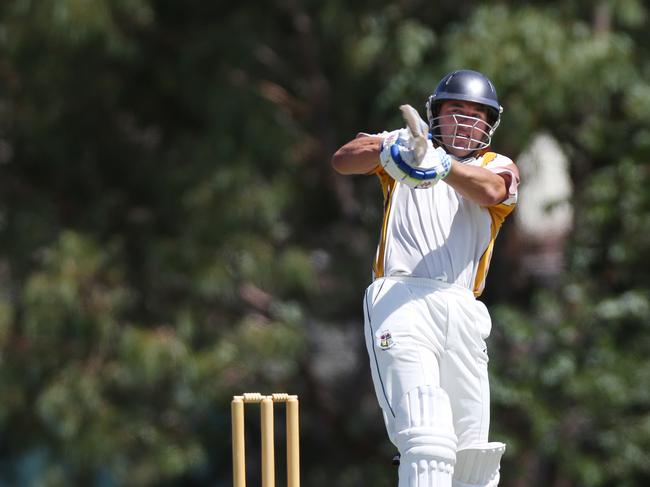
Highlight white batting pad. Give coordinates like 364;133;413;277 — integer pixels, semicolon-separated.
453;442;506;487
395;385;458;487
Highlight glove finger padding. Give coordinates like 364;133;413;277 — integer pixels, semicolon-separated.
399;104;429;162
380;130;451;189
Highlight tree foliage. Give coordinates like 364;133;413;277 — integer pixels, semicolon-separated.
1;0;650;486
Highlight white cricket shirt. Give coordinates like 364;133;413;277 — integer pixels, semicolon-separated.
370;150;518;297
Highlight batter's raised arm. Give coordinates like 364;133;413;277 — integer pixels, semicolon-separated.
445;160;520;207
331;134;382;175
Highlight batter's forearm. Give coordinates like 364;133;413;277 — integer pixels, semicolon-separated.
331;136;382;175
444;161;508;206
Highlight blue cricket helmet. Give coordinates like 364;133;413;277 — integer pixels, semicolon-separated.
426;69;502;128
426;70;503;154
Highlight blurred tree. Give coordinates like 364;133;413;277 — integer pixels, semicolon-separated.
0;0;649;486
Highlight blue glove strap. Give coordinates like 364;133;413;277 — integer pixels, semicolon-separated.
389;144;441;181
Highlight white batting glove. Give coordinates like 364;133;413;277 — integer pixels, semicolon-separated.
379;105;451;189
400;104;430;162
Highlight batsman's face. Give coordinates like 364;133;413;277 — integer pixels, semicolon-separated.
437;101;490;157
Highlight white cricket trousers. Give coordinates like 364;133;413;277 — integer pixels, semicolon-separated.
363;276;493;451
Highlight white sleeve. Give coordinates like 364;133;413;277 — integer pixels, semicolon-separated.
485;154;518;205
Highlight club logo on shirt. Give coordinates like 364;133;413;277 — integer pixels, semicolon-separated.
378;330;395;350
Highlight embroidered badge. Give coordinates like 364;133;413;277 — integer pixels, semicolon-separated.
379;330;395;350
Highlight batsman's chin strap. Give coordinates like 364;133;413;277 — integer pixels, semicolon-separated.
431;136;491;164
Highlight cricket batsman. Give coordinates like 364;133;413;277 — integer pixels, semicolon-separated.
331;69;520;487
